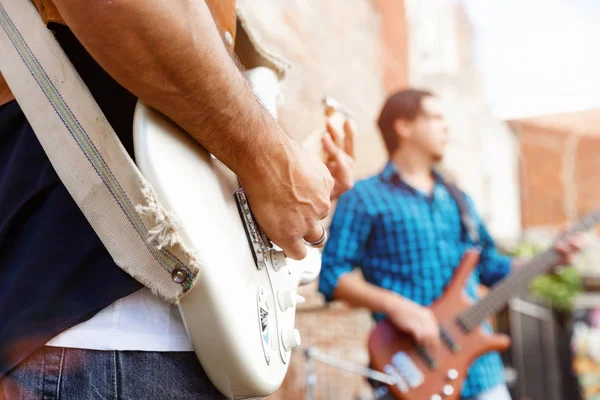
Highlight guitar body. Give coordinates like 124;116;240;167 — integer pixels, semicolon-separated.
132;68;322;399
368;250;511;400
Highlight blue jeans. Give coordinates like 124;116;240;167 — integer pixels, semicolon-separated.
0;347;226;399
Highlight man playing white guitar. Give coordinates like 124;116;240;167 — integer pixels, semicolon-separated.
319;89;583;400
0;0;355;398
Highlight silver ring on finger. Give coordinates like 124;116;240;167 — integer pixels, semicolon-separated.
303;225;326;247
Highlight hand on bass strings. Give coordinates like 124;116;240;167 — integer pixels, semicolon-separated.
384;295;442;353
553;232;586;265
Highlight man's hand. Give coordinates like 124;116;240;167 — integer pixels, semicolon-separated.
554;232;586;265
52;0;336;261
322;120;356;200
241;138;334;261
384;295;441;353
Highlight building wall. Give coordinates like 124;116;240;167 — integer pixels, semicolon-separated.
508;110;600;231
237;0;391;181
405;0;521;245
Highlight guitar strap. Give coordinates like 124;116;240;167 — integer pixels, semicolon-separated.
441;180;481;246
0;0;201;303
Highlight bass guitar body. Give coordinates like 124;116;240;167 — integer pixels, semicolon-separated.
368;250;510;400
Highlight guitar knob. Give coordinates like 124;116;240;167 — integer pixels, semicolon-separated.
269;249;287;271
278;289;298;311
442;385;454;397
282;328;301;351
430;395;442;400
446;369;459;381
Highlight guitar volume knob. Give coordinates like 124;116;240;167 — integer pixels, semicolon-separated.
442;385;454;397
269;249;287;271
282;328;301;351
446;369;459;381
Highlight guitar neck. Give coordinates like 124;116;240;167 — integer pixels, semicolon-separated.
457;206;600;331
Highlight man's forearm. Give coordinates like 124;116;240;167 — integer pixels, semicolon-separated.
52;0;293;180
332;271;406;314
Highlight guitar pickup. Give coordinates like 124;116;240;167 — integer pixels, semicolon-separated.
383;364;409;393
440;327;460;352
414;345;438;370
392;352;425;388
234;188;270;270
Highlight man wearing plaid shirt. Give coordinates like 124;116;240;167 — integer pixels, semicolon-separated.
319;89;581;400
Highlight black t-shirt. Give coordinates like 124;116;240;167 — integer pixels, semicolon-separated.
0;24;143;375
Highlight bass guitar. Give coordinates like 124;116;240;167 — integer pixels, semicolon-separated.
368;209;600;400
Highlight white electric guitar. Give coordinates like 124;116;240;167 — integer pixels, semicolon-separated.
133;67;349;399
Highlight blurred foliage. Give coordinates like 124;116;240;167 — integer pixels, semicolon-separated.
510;241;583;312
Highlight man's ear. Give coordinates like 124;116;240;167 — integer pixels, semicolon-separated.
393;119;412;140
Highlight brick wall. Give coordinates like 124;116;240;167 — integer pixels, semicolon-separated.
405;0;521;244
508;110;600;230
237;0;392;181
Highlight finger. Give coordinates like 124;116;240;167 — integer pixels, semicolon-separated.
420;332;438;353
326;120;345;148
303;223;327;249
566;237;580;252
321;131;340;160
343;120;357;159
281;238;308;261
571;233;587;251
423;336;437;353
555;240;574;257
554;240;568;254
425;328;442;353
412;330;425;345
326;161;339;178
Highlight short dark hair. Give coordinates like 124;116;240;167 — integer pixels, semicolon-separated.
377;89;434;154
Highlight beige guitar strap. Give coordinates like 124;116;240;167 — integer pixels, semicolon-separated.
0;0;201;303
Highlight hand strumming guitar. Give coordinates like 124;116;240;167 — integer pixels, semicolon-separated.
554;233;586;265
243;102;357;260
383;294;442;353
240;130;334;261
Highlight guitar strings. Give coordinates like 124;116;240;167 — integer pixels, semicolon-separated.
456;207;600;331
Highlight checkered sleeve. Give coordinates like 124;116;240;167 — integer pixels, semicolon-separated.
466;197;513;287
319;188;373;302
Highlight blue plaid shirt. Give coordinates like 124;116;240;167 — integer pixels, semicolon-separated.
319;162;512;398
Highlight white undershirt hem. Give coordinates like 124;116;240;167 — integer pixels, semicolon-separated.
46;288;193;352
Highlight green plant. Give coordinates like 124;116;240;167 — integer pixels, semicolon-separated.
510;241;583;312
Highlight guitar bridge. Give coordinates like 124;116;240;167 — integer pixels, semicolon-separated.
234;188;271;270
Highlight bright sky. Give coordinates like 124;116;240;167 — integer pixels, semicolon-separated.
461;0;600;119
